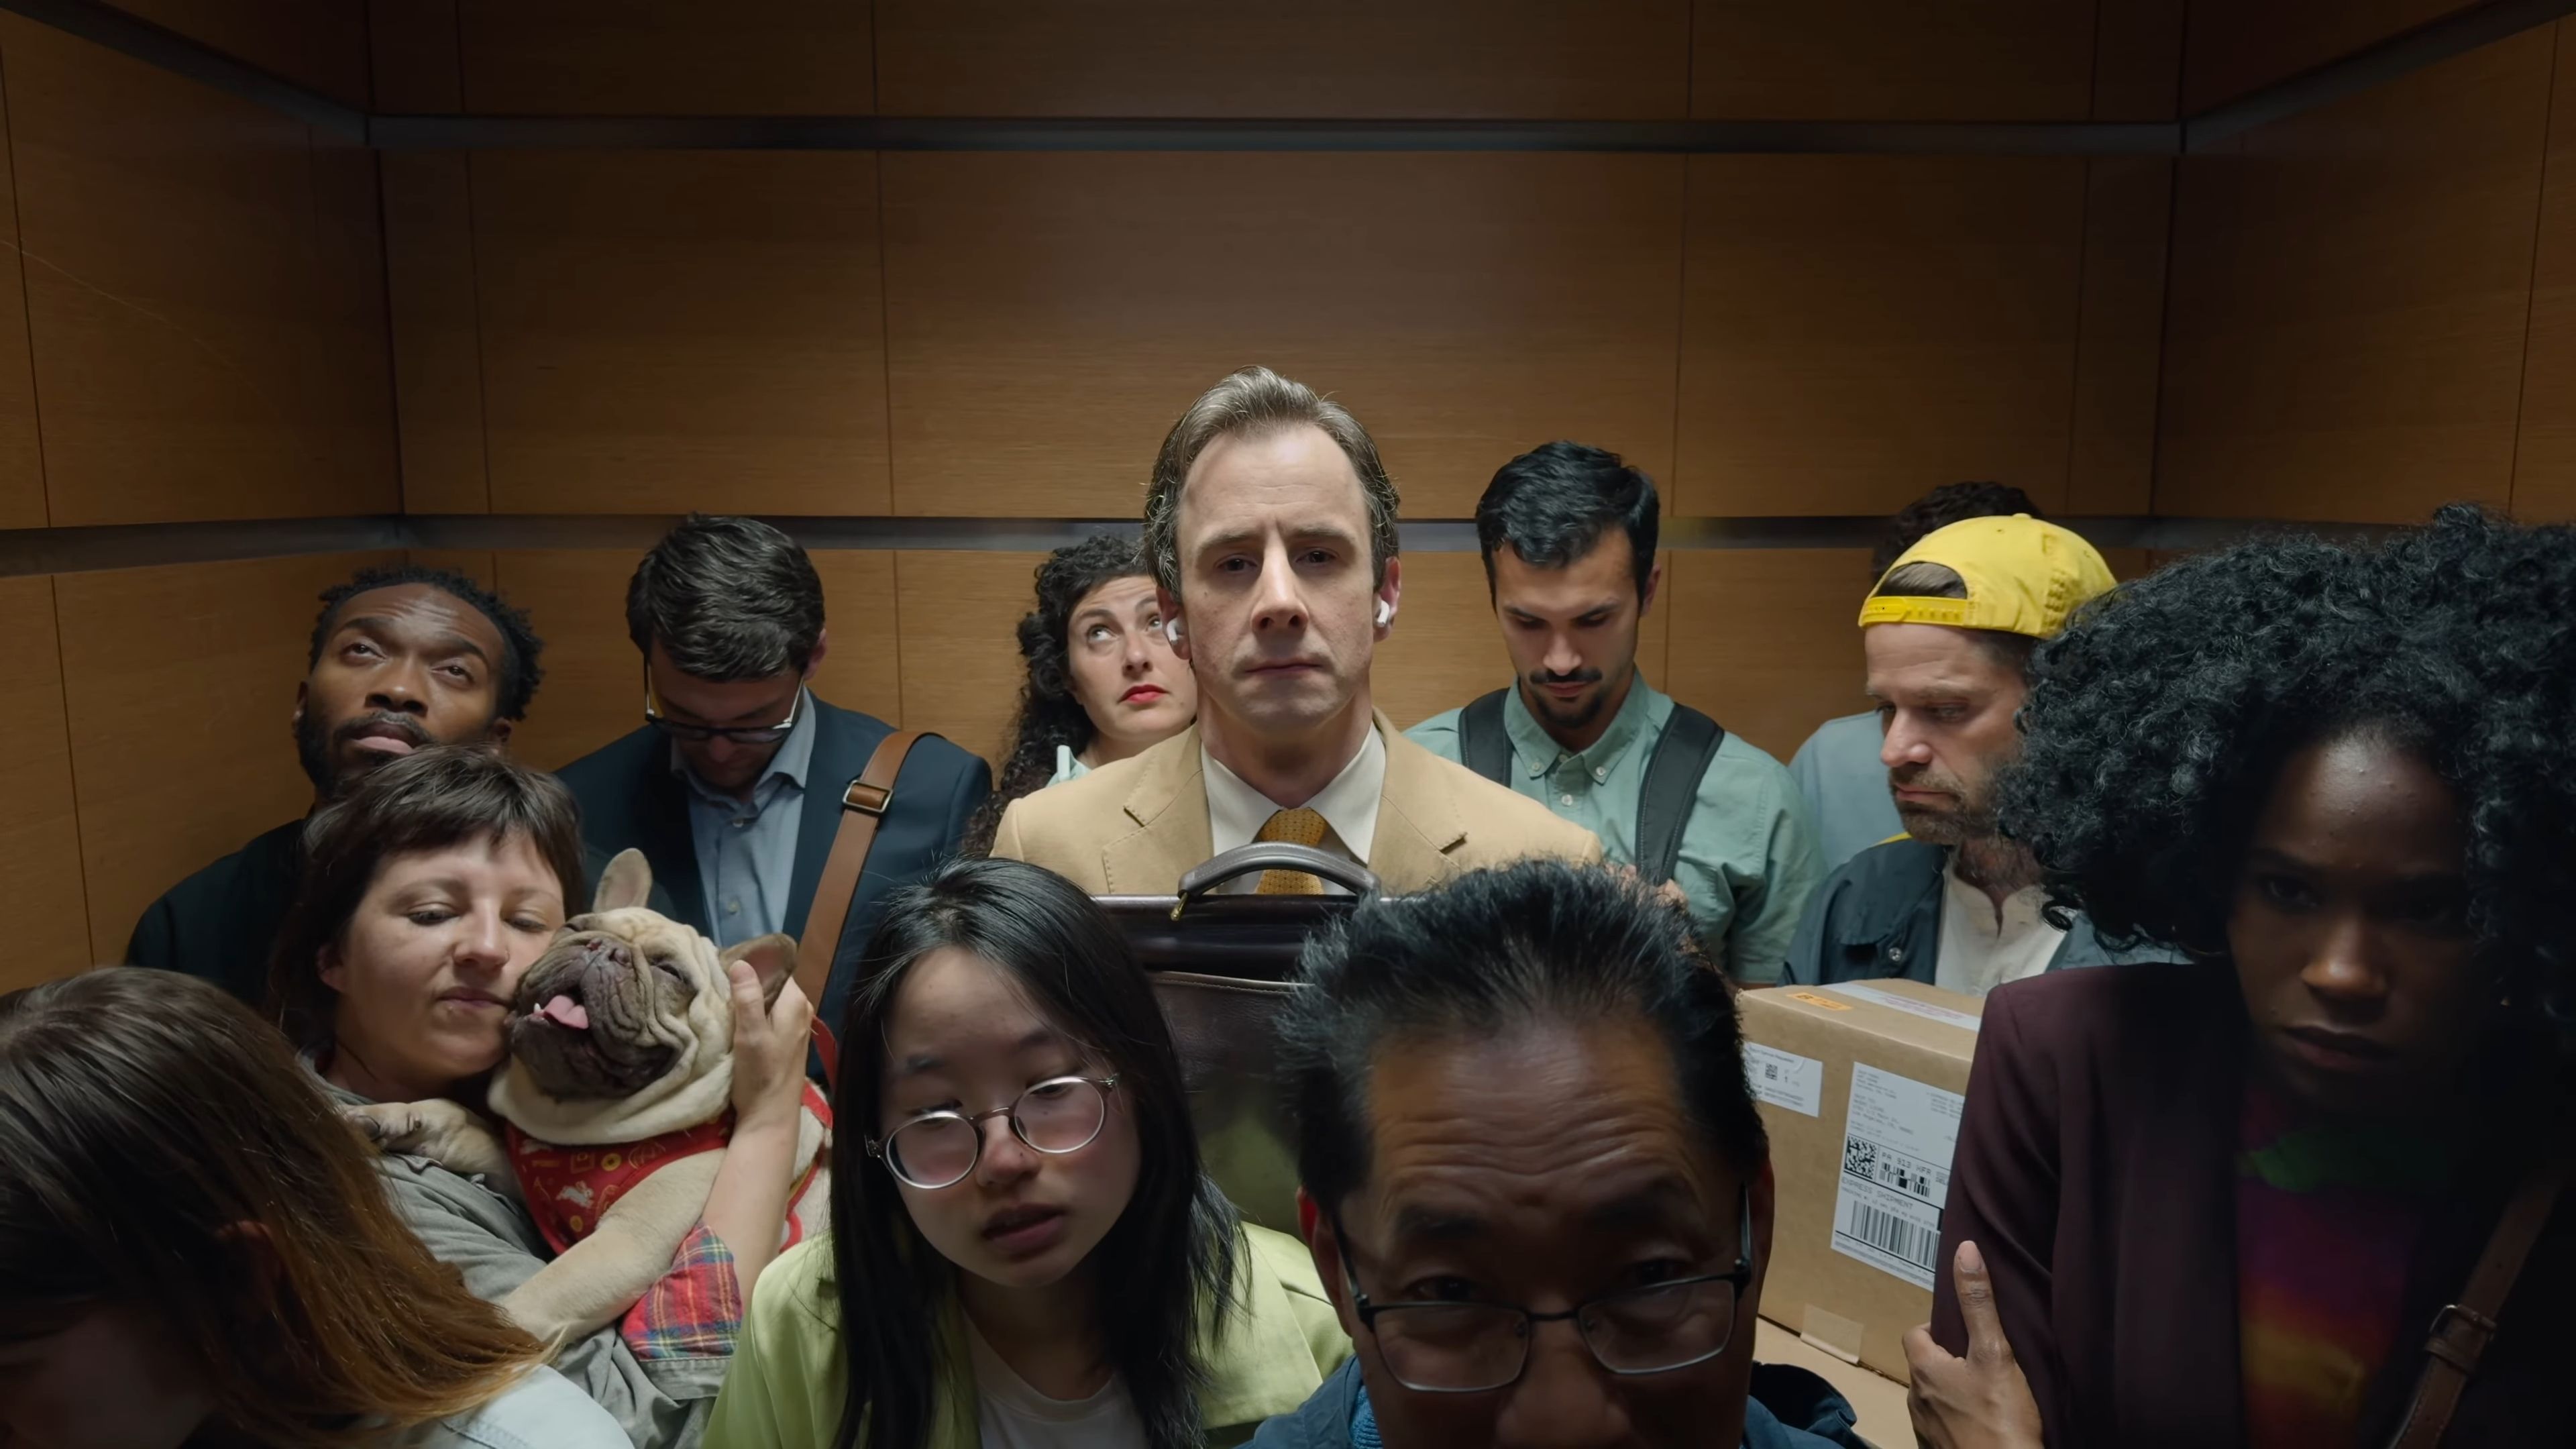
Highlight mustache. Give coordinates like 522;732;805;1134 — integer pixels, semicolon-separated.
335;712;431;749
1890;762;1967;794
1528;668;1605;687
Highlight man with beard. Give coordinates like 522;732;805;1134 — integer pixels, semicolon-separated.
1783;515;2178;994
1410;441;1820;981
125;566;547;1003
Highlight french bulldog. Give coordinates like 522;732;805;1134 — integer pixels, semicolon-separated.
348;848;831;1347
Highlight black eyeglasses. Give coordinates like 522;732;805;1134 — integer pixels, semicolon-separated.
867;1075;1121;1190
642;670;801;745
1336;1187;1754;1393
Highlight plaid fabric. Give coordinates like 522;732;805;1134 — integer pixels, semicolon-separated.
623;1224;744;1359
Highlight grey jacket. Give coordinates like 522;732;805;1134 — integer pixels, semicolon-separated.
1782;839;2186;987
313;1067;722;1449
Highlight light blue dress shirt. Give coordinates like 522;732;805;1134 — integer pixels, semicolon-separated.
672;688;818;949
1787;710;1904;873
1409;679;1823;984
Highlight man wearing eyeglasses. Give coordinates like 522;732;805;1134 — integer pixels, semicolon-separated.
1256;861;1865;1449
555;516;990;1033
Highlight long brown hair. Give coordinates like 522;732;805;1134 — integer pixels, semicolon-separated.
270;743;590;1051
0;969;549;1446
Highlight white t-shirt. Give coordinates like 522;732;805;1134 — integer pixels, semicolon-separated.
965;1318;1147;1449
1199;727;1387;895
1931;858;2066;999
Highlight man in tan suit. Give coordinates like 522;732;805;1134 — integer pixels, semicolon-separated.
993;366;1601;893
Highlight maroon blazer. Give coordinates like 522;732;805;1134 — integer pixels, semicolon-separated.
1931;959;2573;1447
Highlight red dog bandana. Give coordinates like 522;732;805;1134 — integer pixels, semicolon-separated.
508;1081;833;1254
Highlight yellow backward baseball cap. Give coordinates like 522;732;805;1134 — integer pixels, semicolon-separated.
1857;513;2116;638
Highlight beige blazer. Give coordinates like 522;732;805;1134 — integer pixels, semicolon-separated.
990;713;1603;894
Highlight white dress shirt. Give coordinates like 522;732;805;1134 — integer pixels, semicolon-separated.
1200;726;1387;895
1932;857;2067;998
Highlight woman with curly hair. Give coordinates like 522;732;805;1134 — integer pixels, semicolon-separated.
1902;506;2576;1449
961;536;1195;855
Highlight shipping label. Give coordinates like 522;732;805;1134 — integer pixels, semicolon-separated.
1743;1043;1824;1117
1821;981;1982;1034
1829;1063;1964;1290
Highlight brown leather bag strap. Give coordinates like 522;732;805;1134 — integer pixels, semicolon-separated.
2387;1144;2570;1449
796;730;938;1091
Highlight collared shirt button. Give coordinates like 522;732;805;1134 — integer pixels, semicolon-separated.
1559;794;1576;807
1888;947;1906;963
1593;766;1608;782
725;899;742;916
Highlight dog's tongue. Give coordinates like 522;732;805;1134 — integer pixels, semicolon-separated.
536;995;589;1030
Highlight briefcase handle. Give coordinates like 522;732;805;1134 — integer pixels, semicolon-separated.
1174;843;1381;917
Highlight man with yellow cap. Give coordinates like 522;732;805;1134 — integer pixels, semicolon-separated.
1782;515;2182;995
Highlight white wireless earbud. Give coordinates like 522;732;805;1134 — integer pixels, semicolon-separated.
1374;599;1396;629
1164;616;1185;644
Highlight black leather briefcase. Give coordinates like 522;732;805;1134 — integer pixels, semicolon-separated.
1096;843;1380;1234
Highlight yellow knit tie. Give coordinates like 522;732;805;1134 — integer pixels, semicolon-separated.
1254;808;1330;895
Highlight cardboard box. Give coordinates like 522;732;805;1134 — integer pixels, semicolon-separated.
1738;978;1985;1385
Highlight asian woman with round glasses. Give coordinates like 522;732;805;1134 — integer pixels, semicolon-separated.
706;856;1350;1449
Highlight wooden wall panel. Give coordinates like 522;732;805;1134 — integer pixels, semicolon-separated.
892;550;1045;765
55;552;396;963
1663;549;1873;762
2070;160;2174;515
5;19;398;525
1689;0;2094;121
474;152;892;516
408;549;496;588
108;0;368;105
2157;36;2548;523
2185;0;2480;113
883;153;1685;521
1674;156;2087;518
382;152;488;513
877;1;1687;119
0;576;93;985
2511;21;2576;523
0;53;42;533
457;1;873;115
303;132;398;511
368;0;462;111
2092;0;2188;122
492;548;901;772
1371;549;1674;731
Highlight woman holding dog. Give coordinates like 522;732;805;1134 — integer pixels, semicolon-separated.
707;855;1349;1449
268;745;820;1449
0;969;625;1449
960;535;1198;856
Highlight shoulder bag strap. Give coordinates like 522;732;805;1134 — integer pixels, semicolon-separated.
1634;704;1726;886
796;729;941;1092
1458;688;1514;786
2387;1141;2571;1448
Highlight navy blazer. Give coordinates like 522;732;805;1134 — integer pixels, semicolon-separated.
553;697;991;1034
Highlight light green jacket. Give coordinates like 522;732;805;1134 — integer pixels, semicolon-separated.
704;1224;1349;1448
1410;678;1825;985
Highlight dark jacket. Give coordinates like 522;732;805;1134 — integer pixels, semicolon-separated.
127;821;657;1006
1244;1357;1864;1449
1782;838;2182;986
553;698;990;1032
1932;959;2575;1448
126;820;304;1003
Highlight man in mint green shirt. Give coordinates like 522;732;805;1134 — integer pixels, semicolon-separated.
1407;441;1821;983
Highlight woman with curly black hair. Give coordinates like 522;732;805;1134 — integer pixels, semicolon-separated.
1902;506;2576;1449
961;537;1196;855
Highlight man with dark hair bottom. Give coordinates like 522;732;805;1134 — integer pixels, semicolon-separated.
555;515;990;1034
1787;482;2045;872
1411;441;1821;982
1784;515;2178;994
1255;860;1863;1449
127;565;549;1002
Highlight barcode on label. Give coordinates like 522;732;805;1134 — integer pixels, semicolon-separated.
1847;1201;1936;1273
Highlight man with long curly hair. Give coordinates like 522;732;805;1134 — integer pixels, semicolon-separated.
1904;506;2576;1449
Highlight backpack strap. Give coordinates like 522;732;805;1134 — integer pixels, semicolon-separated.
1458;688;1514;786
1635;704;1726;886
